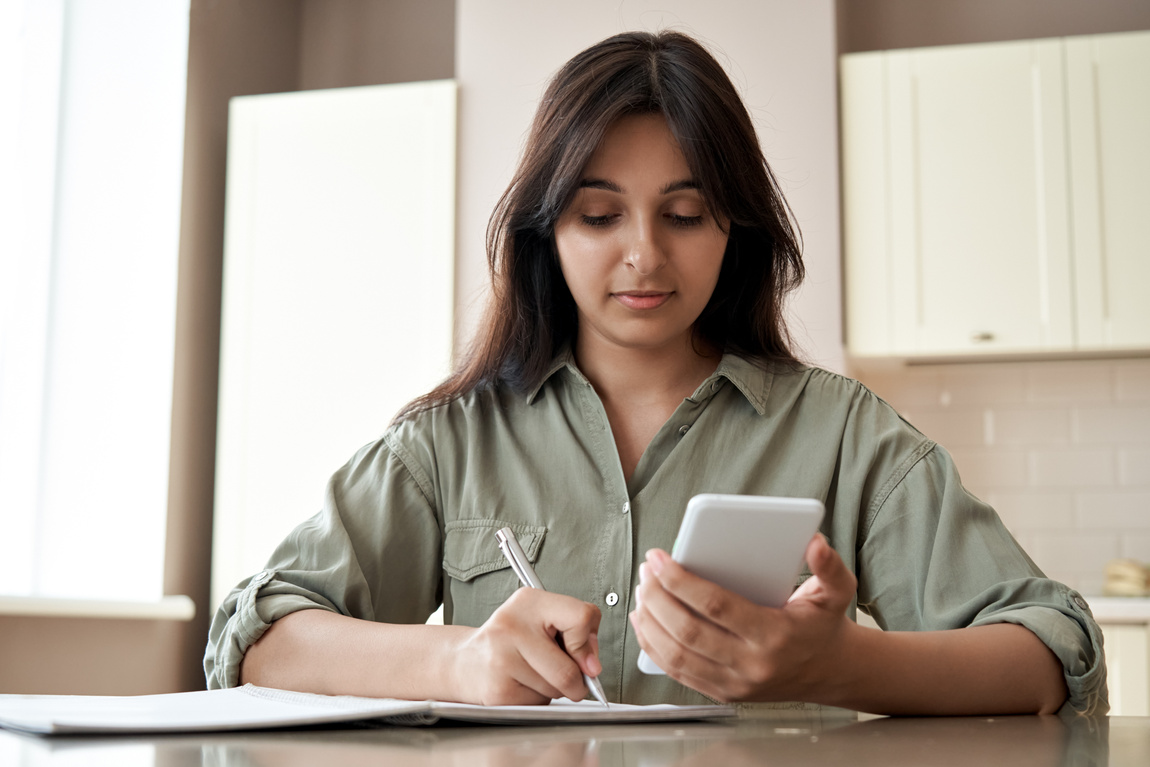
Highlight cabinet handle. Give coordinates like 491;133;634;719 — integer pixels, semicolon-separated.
971;331;995;343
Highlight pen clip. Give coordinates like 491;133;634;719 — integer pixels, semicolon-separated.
495;527;545;589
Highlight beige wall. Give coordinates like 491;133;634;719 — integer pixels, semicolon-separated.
455;0;844;371
838;0;1150;52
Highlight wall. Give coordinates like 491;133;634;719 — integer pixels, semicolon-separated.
0;0;454;696
0;0;302;695
837;0;1150;595
838;0;1150;52
857;360;1150;594
454;0;843;372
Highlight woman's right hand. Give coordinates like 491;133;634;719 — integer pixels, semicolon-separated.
447;587;603;705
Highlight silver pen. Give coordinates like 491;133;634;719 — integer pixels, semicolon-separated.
494;526;610;708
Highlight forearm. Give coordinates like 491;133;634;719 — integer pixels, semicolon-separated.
239;608;471;700
821;621;1068;715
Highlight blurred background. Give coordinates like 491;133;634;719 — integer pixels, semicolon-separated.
0;0;1147;702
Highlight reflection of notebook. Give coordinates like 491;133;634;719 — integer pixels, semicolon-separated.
0;685;738;735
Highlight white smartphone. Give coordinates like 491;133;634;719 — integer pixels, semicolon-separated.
637;493;825;675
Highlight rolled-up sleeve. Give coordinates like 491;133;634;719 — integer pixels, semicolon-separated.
855;444;1109;715
204;435;442;689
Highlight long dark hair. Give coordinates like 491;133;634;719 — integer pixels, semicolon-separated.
396;30;804;421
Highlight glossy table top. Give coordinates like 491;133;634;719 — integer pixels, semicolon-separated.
2;711;1145;766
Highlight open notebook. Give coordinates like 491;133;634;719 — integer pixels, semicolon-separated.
0;685;738;735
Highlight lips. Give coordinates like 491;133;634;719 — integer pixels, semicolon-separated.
613;290;672;310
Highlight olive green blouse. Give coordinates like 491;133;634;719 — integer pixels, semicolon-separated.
204;353;1107;714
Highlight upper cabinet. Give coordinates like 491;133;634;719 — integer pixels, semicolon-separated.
841;31;1150;360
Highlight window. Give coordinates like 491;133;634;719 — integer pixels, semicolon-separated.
0;0;190;601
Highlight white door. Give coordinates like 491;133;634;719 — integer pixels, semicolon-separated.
211;81;456;609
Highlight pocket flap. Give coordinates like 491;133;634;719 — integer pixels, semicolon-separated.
443;520;546;582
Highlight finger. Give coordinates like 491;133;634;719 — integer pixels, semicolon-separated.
635;560;745;667
629;603;737;700
551;600;603;678
642;549;768;642
786;535;856;613
522;591;601;700
511;638;582;700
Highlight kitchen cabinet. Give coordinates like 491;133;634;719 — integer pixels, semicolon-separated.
841;31;1150;360
1089;597;1150;716
1065;34;1150;351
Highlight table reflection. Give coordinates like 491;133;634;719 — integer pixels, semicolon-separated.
3;711;1127;767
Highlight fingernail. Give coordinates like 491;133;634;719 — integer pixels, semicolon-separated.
647;549;666;575
634;584;642;606
638;562;649;584
588;655;602;676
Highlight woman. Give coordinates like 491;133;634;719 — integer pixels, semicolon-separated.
205;31;1105;715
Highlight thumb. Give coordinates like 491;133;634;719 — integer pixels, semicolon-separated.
787;534;856;612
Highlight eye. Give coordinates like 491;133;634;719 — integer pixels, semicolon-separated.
668;213;704;228
581;214;615;227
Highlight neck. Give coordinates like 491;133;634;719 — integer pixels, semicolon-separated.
574;333;721;406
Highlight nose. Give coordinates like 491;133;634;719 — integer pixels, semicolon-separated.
623;217;667;275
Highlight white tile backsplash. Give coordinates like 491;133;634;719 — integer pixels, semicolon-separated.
1025;363;1114;404
1118;449;1150;486
903;408;988;447
1115;361;1150;402
853;357;1150;593
1031;532;1121;575
1074;492;1150;529
992;407;1073;446
986;491;1075;531
947;447;1030;494
1073;406;1150;445
1029;449;1117;488
1123;534;1150;562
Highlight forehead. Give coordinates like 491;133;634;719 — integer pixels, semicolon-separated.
580;113;693;183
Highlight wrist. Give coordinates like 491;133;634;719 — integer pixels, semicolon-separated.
808;616;874;707
431;624;474;703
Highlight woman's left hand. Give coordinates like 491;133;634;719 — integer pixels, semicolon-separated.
628;533;858;703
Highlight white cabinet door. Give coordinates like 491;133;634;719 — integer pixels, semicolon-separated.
1066;31;1150;351
842;31;1150;360
843;40;1074;358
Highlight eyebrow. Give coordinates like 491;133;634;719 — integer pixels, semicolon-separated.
577;178;702;195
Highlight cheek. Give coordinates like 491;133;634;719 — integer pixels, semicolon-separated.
555;233;613;292
691;237;728;292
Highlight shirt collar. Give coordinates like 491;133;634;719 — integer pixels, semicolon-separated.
525;347;581;404
696;353;772;415
526;348;774;415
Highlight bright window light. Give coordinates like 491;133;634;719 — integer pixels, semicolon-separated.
0;0;190;601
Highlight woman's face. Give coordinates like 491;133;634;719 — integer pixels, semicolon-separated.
554;114;729;359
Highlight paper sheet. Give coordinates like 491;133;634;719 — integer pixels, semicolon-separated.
0;685;737;735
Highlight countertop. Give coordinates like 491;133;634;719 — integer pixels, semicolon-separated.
2;710;1144;767
1084;596;1150;624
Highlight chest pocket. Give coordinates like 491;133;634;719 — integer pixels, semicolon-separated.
442;519;547;627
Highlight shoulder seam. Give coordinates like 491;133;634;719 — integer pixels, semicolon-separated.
382;430;438;512
861;438;936;539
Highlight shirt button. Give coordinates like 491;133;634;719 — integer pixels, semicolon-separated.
711;380;721;392
678;424;690;436
605;592;619;607
1073;595;1089;610
622;501;630;514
